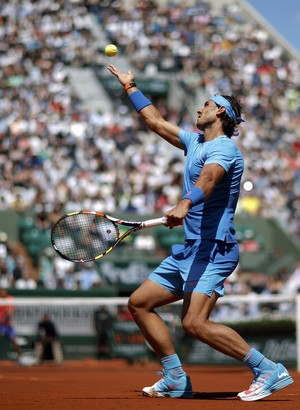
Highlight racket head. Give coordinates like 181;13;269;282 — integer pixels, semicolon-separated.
51;211;120;262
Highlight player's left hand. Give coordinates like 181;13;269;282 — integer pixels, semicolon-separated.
107;64;135;86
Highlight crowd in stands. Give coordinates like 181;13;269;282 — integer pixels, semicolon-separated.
101;0;300;236
0;0;299;295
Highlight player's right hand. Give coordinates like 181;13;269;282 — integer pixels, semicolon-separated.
164;202;189;229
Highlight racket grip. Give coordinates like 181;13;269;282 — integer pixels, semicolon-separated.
143;216;168;228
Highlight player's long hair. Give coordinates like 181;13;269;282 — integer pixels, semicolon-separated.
220;95;243;138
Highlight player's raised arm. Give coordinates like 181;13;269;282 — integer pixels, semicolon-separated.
107;64;183;150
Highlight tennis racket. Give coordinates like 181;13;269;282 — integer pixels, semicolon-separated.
51;211;167;263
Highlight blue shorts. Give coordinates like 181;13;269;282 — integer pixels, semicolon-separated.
149;239;239;298
0;324;16;340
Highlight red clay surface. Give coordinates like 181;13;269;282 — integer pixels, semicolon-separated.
0;360;299;410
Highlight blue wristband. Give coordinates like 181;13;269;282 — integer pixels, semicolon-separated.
182;186;204;206
128;90;152;112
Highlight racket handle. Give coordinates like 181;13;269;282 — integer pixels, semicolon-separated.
143;216;168;228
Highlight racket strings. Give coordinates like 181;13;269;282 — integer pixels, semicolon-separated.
52;213;119;261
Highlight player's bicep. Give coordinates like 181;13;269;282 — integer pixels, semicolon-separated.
154;119;183;149
139;106;183;149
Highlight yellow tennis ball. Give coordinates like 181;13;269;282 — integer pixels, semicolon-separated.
105;44;118;57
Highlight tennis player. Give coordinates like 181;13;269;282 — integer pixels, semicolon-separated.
107;64;294;401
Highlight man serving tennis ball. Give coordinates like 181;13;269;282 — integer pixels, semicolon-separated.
107;64;294;401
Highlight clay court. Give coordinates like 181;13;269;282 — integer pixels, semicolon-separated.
0;360;299;410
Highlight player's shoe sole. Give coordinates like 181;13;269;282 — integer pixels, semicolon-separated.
238;363;294;401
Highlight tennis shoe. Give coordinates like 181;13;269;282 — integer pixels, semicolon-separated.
238;363;294;401
142;370;193;398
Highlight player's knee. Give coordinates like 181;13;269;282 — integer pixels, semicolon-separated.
127;296;135;315
128;290;154;318
182;315;195;335
182;316;209;340
128;293;144;315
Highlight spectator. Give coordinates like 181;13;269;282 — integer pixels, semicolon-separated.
0;232;9;259
281;261;300;295
133;231;156;253
0;260;12;289
12;257;27;284
15;272;37;290
75;263;101;290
